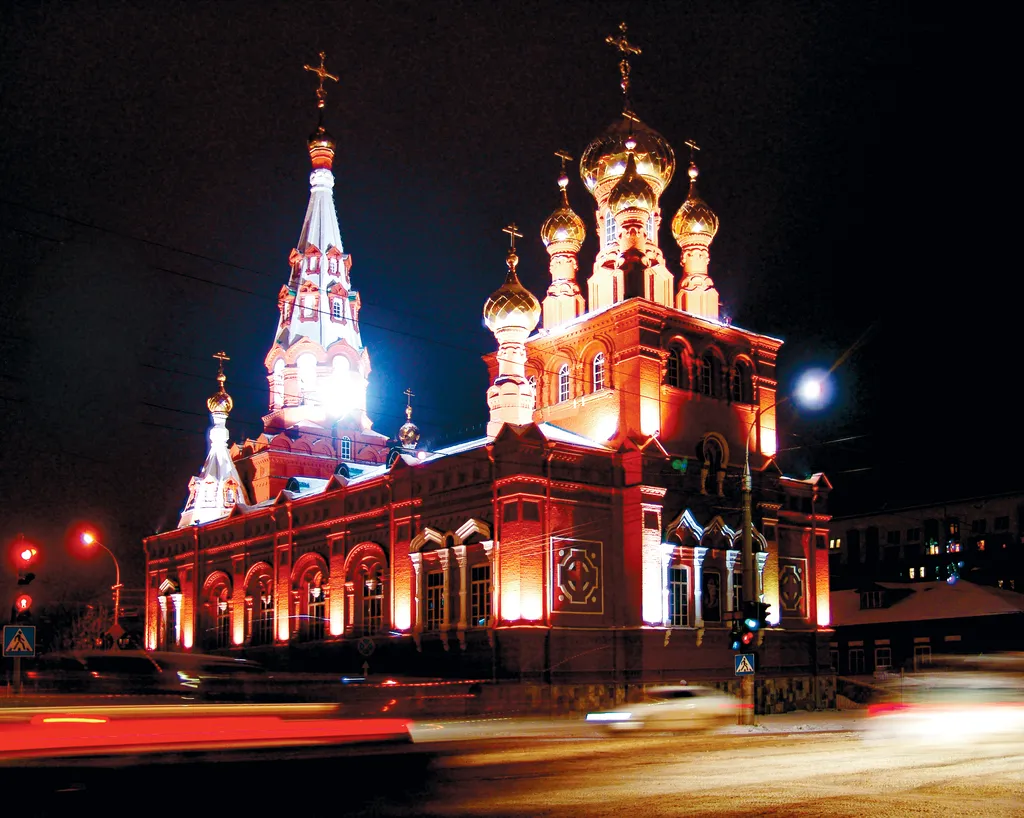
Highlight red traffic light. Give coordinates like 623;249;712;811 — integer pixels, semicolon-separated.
14;594;32;611
742;631;755;645
12;541;38;565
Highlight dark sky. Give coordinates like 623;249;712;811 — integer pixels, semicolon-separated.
0;2;1003;595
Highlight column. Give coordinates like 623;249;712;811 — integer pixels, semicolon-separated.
725;550;739;614
156;595;167;650
410;552;423;650
244;596;254;645
231;556;246;646
482;540;495;646
453;544;468;649
438;548;451;650
661;544;675;626
693;546;708;628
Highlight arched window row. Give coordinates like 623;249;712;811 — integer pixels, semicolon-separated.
529;351;613;406
665;346;755;403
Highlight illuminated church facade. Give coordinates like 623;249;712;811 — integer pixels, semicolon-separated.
144;38;834;699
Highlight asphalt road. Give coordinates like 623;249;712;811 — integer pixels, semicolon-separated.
6;724;1022;817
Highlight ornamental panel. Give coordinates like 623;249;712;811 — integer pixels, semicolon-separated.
551;538;603;615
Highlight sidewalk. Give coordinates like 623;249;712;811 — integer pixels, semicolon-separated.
720;709;867;735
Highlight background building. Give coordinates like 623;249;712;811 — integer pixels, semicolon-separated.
828;491;1024;591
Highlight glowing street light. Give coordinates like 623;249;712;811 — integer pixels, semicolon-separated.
80;530;123;635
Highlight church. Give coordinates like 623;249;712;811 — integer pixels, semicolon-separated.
144;34;834;706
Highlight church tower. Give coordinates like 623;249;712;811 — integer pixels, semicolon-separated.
260;54;388;463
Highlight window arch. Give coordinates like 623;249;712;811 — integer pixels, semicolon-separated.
297;353;318;403
666;346;687;389
668;563;689;627
202;573;232;651
340;435;352;461
604;211;616;247
558;363;570;403
362;563;385;635
730;359;754;404
697;353;715;396
246;569;274;646
528;374;538;399
272;359;285;408
295;563;327;642
593;352;606;392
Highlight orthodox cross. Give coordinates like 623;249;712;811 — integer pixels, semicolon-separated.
555;150;573;193
684;139;701;162
502;223;523;252
213;350;230;375
554;149;573;173
404;388;415;420
605;22;641;101
304;52;339;110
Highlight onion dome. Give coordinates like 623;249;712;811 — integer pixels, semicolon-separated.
541;177;585;247
608;143;657;214
307;124;336;171
580;115;676;196
671;162;720;245
398;403;421;448
207;371;234;415
483;248;541;333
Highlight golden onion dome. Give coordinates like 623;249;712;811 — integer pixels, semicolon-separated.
608;147;657;214
483;249;541;333
580;115;676;196
207;373;234;415
398;403;421;448
541;181;585;247
307;125;336;170
671;162;720;245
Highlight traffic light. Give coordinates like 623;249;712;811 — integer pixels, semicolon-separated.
730;602;759;650
14;543;37;586
13;593;32;621
756;602;772;630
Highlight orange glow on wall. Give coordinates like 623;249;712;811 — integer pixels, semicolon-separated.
501;587;521;623
393;588;411;631
232;620;244;646
815;542;831;627
329;600;344;637
760;426;777;457
640;398;660;437
520;588;543;621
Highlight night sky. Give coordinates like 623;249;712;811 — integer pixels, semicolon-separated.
0;2;999;597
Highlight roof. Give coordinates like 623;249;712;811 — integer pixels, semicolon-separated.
830;580;1024;626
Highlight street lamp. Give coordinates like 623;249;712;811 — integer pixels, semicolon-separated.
739;370;830;721
80;531;122;634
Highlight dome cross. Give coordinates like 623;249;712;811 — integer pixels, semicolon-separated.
404;387;415;420
303;52;339;110
605;22;641;105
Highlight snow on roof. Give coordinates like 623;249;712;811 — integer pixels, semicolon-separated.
536;423;610;450
830;580;1024;627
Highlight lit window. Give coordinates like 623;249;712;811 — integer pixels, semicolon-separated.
272;359;285;408
948;542;961;553
604;211;616;247
977;539;986;552
332;299;343;320
666;347;684;388
593;352;606;391
558;363;570;403
528;374;538;398
874;647;891;670
913;644;931;670
471;564;491;627
426;571;444;631
305;578;326;641
668;566;688;627
920;566;926;578
253;584;274;646
927;543;940;555
340;436;352;461
698;354;713;396
730;360;752;403
909;567;916;579
829;538;842;550
362;566;384;635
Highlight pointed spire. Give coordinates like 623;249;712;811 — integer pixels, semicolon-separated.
672;141;720;320
541;151;586;329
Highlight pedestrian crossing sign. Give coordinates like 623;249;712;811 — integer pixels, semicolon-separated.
734;653;755;675
3;625;36;657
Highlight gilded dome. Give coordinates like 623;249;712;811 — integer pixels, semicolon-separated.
580;115;676;196
307;125;336;170
608;149;656;214
398;404;420;448
671;163;719;245
541;187;585;247
483;249;541;333
207;373;234;415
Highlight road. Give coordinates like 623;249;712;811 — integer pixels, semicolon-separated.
5;716;1021;817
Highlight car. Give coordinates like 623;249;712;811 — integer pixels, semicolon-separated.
586;684;739;733
865;662;1024;747
27;650;272;701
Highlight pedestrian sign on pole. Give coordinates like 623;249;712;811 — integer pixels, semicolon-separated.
734;653;755;675
3;625;36;658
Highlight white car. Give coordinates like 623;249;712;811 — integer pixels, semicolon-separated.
586;685;739;733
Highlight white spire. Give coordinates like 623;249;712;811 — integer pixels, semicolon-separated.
178;355;248;528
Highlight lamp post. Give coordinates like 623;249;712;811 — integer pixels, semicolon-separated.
81;532;122;641
739;370;828;723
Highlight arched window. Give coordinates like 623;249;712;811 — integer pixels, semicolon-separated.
303;572;326;642
297;353;318;403
668;565;689;627
593;352;606;391
272;359;285;408
248;574;274;647
362;564;384;635
528;374;538;398
558;363;570;403
214;588;230;649
604;211;616;247
647;212;656;240
666;347;685;388
340;436;352;461
331;299;343;320
698;354;714;396
730;360;753;404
